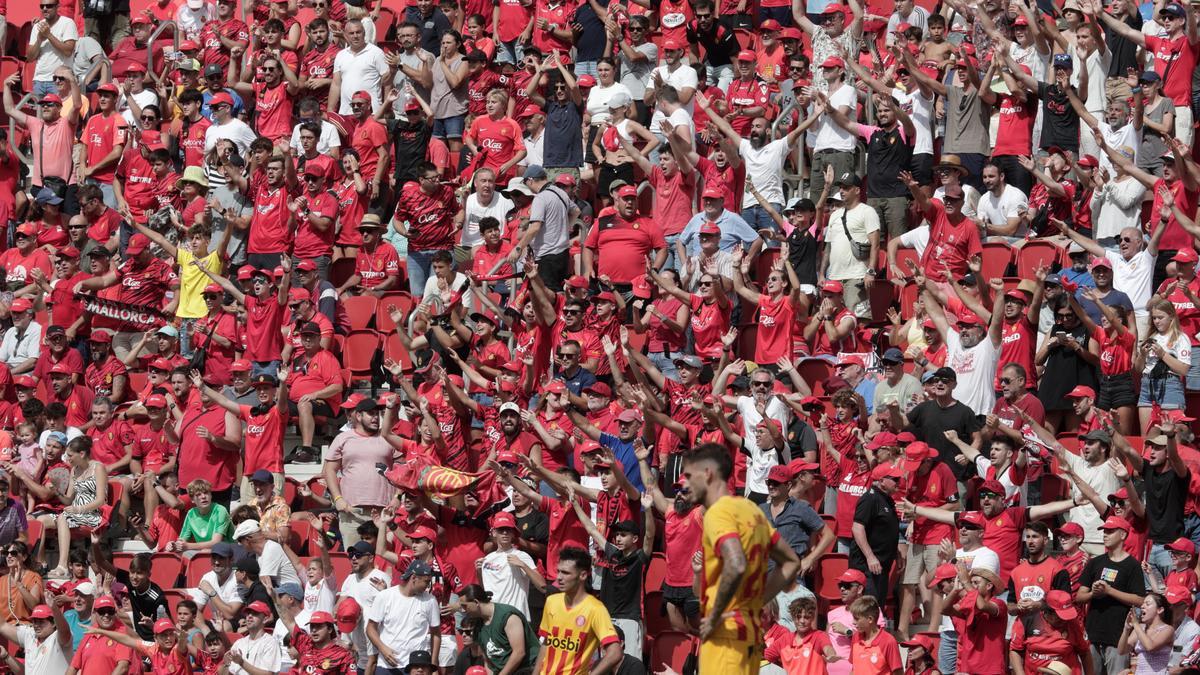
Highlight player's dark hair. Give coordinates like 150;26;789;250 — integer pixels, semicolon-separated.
129;552;153;574
558;547;591;577
686;442;733;481
357;521;379;538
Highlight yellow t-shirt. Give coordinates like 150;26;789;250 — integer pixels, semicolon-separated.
176;247;222;319
702;494;779;643
537;592;618;675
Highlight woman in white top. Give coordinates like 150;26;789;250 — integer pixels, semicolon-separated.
1135;298;1192;432
585;59;632;126
592;91;658;205
1093;143;1147;242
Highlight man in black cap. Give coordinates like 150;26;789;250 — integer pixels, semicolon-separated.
232;556;276;619
889;366;983;481
873;347;922;413
196;541;244;631
202;63;244;119
403;650;436;675
366;559;441;674
324;398;399;548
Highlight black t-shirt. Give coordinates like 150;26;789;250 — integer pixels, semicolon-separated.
1037;82;1079;153
599;543;649;620
686;21;740;67
404;7;452;54
1145;462;1189;543
115;570;171;641
1106;13;1144;77
865;125;913;199
907;400;983;481
849;487;900;566
615;654;649;675
786;417;819;462
516;509;550;619
574;0;609;63
392;120;433;186
785;229;820;287
1078;553;1144;646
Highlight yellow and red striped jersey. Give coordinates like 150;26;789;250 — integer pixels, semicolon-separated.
702;494;780;643
537;592;619;674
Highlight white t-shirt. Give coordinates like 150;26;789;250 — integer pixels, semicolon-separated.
17;625;69;675
298;576;337;628
932;184;980;219
205;118;258;156
1098;121;1141;178
1069;44;1111;114
976;184;1029;232
332;43;392;115
480;548;536;617
825;202;880;281
257;539;302;587
945;327;1001;416
191;569;242;609
738;137;791;210
364;586;441;669
586;83;633;126
1061;452;1119;545
812;84;857;152
120;89;159;126
894;87;934;156
885;7;930;44
229;632;283;675
339;569;391;665
1105;248;1155;319
1145;332;1191;376
648;64;698;134
462;192;514;248
522;130;544;167
289;120;343;156
1094;177;1146;241
898;224;930;258
30;17;78;82
735;395;791;494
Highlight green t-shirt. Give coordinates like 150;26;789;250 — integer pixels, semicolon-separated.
478;603;539;673
180;503;231;542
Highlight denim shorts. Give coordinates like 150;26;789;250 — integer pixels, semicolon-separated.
433;114;466;140
1138;373;1186;409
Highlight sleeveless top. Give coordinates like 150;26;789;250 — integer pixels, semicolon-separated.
65;468;101;528
430;55;469;119
1134;624;1173;675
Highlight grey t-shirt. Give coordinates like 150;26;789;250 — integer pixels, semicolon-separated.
1138;96;1172;173
71;36;106;84
873;373;923;413
209;184;252;266
943;83;991;155
528;184;572;257
390;49;434;118
619;43;657;99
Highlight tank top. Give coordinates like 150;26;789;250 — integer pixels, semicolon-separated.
478;603;539;672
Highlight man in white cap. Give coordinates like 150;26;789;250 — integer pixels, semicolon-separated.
234;519;302;588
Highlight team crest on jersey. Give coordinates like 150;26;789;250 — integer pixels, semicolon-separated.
576;615;587;627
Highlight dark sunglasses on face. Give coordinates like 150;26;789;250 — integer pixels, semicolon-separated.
557;352;578;359
751;380;771;388
837;582;858;590
998;377;1012;384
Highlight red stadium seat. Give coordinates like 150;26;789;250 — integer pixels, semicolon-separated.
376;292;415;333
163;589;191;615
343;330;381;379
643;590;673;636
1016;241;1062;279
979;241;1013;280
287;518;312;556
649;631;697;674
899;281;920;320
150;552;185;589
794;359;833;391
753;248;780;285
185;552;213;588
815;553;849;605
342;295;378;331
326;552;352;584
868;281;896;325
383;331;412;372
645;553;667;592
1040;475;1070;504
25;518;43;557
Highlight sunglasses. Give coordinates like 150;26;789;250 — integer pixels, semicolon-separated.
1120;236;1137;243
1056;312;1074;318
563;309;582;315
40;3;57;8
998;377;1012;384
978;491;1002;499
53;76;67;82
837;582;858;590
958;523;983;531
926;377;949;385
556;352;578;358
95;608;117;615
141;115;158;122
698;280;713;287
751;381;772;388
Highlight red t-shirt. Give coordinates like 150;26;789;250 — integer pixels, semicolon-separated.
537;494;590;576
83;112;129;183
997;316;1037;389
726;78;770;136
71;628;138;675
395;182;458;252
1146;34;1200;105
86;356;127;400
755;293;796;365
952;592;1009;675
1151;178;1199;252
834;458;872;538
240;403;288;474
131;421;172;474
1159;276;1200;345
906;461;958;544
1010;613;1088;675
532;0;575;56
657;0;692;42
689;294;731;359
53;384;96;428
116;145;158;223
175;115;212;168
467;69;503;117
242;294;286;362
288;349;343;409
87;206;123;245
292;189;340;259
993;93;1035;156
352;118;390;183
88;419;136;467
333;178;367;247
200;18;249;68
583;215;666;283
249;182;296;255
849;629;902;675
114;256;175;308
921;201;982;283
0;247;51;289
465;116;526;173
355;242;402;288
178;402;236;491
497;0;533;42
254;81;294;141
982;506;1030;587
663;507;703;587
649;166;696;236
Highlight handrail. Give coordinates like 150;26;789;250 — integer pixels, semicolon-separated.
8;92;35;167
147;20;180;74
81;54;112;89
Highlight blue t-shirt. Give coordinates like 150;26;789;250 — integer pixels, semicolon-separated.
597;433;646;492
1076;288;1134;326
63;608;93;651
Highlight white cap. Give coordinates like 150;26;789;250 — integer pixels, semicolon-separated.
1067;242;1085;254
233;519;261;540
72;581;96;596
186;0;205;8
499;402;521;415
608;91;632;109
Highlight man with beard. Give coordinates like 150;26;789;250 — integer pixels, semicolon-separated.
48;362;94;428
683;443;800;672
388;23;434;116
194;369;289;498
350;90;391;204
1068;88;1143;179
1007;521;1073;616
889;366;981;481
229;55;299;144
394;160;458;294
299;19;339;106
75;233;177;362
324;399;397;547
1056;217;1165;337
202;92;256;157
695;92;816;232
367;559;442;672
199;0;250;70
84;331;127;402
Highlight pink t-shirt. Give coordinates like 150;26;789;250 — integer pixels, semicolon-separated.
327;431;399;509
25;116;78;186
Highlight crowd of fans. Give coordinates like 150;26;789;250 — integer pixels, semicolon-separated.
1;0;1200;671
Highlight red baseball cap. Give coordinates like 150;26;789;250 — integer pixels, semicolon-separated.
870;463;903;481
837;569;867;585
124;62;148;74
766;464;794;483
1175;248;1199;264
1078;154;1100;168
956;311;985;327
29;604;53;620
126;233;151;255
615;184;638;199
701;185;725;200
244;601;272;615
209;92;234;108
836;355;865;368
1056;522;1085;539
490;511;518;530
230;359;251;372
352;90;373;102
1044;589;1077;620
736;49;756;62
820;280;843;294
149;357;173;372
9;298;31;314
1168;537;1196;555
901;442;936;470
927;563;957;588
13;375;35;389
336;597;362;633
958;511;987;529
978;479;1006;496
309;610;336;626
93;595;117;610
154;618;176;634
48;362;72;376
410;525;438;542
1101;515;1132;532
819;56;846;69
1065;385;1096;399
662;38;684;50
145;394;168;409
760;18;782;30
901;634;935;652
